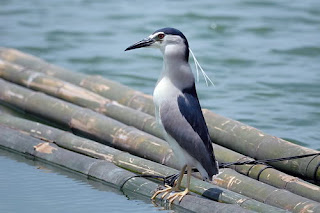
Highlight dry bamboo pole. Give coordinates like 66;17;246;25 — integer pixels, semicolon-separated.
0;47;155;114
0;113;289;213
0;78;178;169
203;110;320;182
0;125;253;213
1;105;318;205
1;60;319;203
0;60;163;138
0;47;319;182
0;81;319;212
216;146;320;203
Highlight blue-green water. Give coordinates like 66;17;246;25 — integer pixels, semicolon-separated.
1;0;320;212
0;149;176;213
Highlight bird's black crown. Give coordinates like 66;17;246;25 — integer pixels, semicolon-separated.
154;27;189;60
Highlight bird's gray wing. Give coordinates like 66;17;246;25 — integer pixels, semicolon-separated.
160;84;218;176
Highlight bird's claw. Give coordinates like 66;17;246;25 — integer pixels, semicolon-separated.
167;188;189;204
151;185;172;200
151;184;189;205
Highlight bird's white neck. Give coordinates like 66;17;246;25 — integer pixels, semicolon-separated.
160;44;194;90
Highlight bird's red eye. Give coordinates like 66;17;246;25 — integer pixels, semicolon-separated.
158;33;165;39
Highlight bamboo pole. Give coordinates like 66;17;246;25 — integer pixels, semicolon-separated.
203;110;320;182
0;48;155;115
1;60;319;202
1;109;319;207
0;113;288;213
0;47;319;182
0;125;254;213
216;145;320;203
0;147;127;199
0;102;25;117
0;78;178;168
0;60;163;139
0;83;319;212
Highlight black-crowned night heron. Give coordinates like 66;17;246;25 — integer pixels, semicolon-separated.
125;27;218;204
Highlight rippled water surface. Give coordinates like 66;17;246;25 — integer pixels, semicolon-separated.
0;0;320;211
0;149;174;213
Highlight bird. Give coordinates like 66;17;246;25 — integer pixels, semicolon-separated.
125;27;218;204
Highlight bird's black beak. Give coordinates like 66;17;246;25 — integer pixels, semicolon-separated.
125;37;155;51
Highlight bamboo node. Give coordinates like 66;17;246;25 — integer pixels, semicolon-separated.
6;90;24;100
80;77;110;92
26;72;42;87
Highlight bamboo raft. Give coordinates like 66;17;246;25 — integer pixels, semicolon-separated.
0;47;319;213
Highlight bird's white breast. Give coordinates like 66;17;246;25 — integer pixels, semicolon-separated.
153;76;179;135
153;77;177;107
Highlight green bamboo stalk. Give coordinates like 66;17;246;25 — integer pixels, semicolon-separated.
0;83;319;212
0;60;163;139
0;113;287;213
0;125;253;213
1;59;319;202
1;47;319;182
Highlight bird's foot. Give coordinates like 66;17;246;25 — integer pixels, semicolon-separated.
151;185;189;205
151;184;173;200
167;188;189;204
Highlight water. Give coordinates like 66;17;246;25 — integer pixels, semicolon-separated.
0;0;319;211
0;148;176;213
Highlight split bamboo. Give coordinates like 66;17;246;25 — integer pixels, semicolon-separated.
1;60;319;202
0;125;254;213
0;81;319;212
0;47;319;182
0;113;290;213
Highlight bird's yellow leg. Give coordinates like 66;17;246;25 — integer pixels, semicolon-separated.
171;165;187;191
167;166;191;204
151;165;187;200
